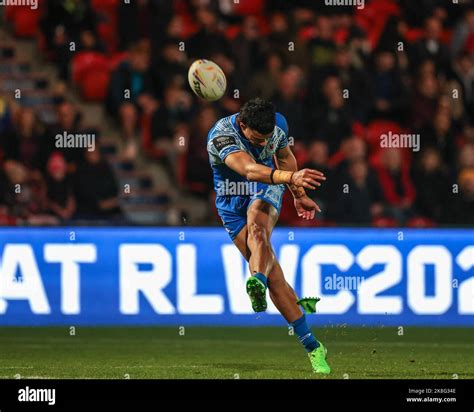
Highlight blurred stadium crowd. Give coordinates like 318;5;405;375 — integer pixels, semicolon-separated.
0;0;473;227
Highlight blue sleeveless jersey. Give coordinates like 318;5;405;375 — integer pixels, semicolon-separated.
207;112;290;239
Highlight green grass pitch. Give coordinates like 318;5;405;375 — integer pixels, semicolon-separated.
0;326;472;379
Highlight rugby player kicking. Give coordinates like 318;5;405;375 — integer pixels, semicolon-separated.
207;98;331;374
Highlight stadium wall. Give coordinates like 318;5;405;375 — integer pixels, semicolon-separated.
0;228;472;326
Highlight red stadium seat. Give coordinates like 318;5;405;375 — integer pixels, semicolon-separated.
405;28;452;45
404;28;425;43
373;217;398;228
225;26;242;40
278;191;295;225
407;217;436;228
441;30;453;45
13;8;41;38
91;0;118;51
5;5;17;22
256;15;270;35
181;14;200;39
298;27;317;41
328;149;345;169
91;0;119;14
233;0;265;16
71;52;109;86
174;0;190;15
334;28;349;46
355;0;400;49
71;52;111;101
291;143;308;166
352;121;366;138
81;70;110;102
365;120;403;152
97;21;118;53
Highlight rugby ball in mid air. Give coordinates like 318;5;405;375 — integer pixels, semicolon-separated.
188;59;227;101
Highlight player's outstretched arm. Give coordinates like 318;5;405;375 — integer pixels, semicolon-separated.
224;151;325;189
275;146;324;219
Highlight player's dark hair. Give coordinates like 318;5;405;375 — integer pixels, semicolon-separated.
239;98;276;135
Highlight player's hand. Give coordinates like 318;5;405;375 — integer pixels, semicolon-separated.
294;196;321;220
291;169;326;190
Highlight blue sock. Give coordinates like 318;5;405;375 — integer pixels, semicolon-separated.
253;272;267;288
290;314;319;352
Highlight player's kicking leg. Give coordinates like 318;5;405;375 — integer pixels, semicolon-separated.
232;199;331;374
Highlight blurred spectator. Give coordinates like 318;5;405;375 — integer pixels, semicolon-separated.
184;106;218;194
0;204;16;226
187;8;230;59
45;152;76;221
78;29;105;54
443;168;474;225
0;95;12;136
457;143;474;173
334;158;385;224
117;0;174;55
378;16;407;53
210;53;241;114
1;108;45;170
272;66;306;142
246;51;284;100
149;85;193;162
375;148;416;224
410;17;451;75
2;160;56;225
412;147;450;220
74;149;121;220
421;108;457;166
308;16;336;69
164;15;186;46
306;16;338;104
46;102;85;168
399;0;449;28
233;16;266;83
306;75;352;153
157;40;189;89
461;121;474;145
331;46;373;123
371;50;408;121
333;136;368;178
40;0;98;78
106;40;161;141
302;141;333;217
40;0;98;47
118;0;151;50
57;29;106;80
452;51;474;119
411;70;440;130
265;12;308;69
119;0;173;59
451;7;474;58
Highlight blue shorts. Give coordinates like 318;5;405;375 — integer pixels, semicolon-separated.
216;182;285;240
